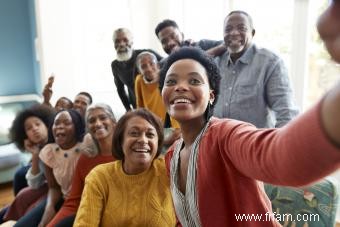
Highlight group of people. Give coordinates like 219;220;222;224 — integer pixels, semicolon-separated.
112;11;299;129
1;3;340;227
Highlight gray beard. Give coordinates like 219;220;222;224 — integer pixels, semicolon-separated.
116;49;133;61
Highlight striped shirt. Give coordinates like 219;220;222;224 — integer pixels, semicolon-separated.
170;121;210;227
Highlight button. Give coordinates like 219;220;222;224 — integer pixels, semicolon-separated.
228;87;232;90
225;103;229;106
232;70;236;74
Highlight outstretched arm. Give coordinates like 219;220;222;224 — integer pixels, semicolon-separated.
320;84;340;146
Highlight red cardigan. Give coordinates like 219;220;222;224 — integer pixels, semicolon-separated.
47;154;114;227
165;102;340;227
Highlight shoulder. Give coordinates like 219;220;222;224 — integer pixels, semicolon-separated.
214;51;229;65
91;161;116;173
77;153;94;164
205;118;255;140
209;117;244;129
152;158;167;176
252;44;282;62
111;60;119;68
152;158;166;168
87;161;119;180
39;143;57;160
111;60;122;76
135;74;143;83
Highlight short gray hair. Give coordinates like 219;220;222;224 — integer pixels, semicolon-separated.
112;28;133;42
136;51;158;71
83;103;116;157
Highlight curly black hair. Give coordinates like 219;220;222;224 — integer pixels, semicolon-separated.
10;104;56;151
155;19;179;37
159;47;221;120
112;108;164;160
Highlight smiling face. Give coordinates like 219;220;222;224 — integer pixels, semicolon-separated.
73;94;91;117
114;30;133;61
157;26;183;55
52;111;77;149
223;12;254;58
137;53;160;83
55;97;73;111
162;59;214;124
87;108;116;141
24;116;48;146
122;116;158;175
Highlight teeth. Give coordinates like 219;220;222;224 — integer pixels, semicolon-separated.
95;128;105;133
135;148;148;153
174;98;191;104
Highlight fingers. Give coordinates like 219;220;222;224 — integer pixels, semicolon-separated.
24;139;40;154
47;74;55;88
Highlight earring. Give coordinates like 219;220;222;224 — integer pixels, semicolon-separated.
209;99;214;105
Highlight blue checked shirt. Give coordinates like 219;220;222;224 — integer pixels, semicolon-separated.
214;44;299;128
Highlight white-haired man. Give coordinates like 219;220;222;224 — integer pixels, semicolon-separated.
111;28;162;111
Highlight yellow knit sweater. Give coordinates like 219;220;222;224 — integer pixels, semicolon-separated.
74;158;176;227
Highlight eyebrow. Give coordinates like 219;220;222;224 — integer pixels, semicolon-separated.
188;72;203;77
128;126;156;131
165;73;178;78
166;71;203;78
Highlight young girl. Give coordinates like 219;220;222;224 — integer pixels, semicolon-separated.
160;47;340;226
0;105;55;223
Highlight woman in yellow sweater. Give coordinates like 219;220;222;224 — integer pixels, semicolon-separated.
74;108;176;227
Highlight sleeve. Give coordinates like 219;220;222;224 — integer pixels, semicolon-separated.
197;39;223;50
73;168;105;227
264;57;299;127
48;156;86;227
25;161;45;189
111;62;132;111
217;101;340;187
39;144;55;168
134;75;144;108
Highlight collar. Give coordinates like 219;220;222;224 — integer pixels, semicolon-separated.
226;43;255;65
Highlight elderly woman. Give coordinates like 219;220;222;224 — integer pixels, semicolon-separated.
47;103;117;227
74;108;176;227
